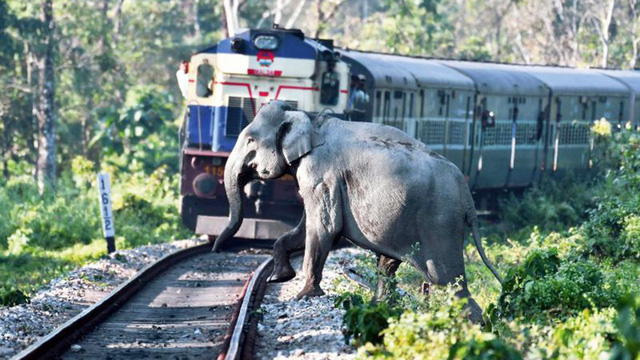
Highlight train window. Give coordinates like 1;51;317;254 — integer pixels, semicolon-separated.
196;63;214;97
376;91;382;117
320;71;340;105
420;90;425;118
394;90;403;99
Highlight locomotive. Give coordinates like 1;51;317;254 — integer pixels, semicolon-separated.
178;26;640;239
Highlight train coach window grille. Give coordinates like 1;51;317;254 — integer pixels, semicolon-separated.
559;123;590;145
196;63;214;97
421;120;446;144
448;121;464;145
225;96;256;137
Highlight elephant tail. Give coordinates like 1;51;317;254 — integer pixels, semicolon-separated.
467;211;503;285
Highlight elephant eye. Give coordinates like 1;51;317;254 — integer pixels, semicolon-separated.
247;137;255;144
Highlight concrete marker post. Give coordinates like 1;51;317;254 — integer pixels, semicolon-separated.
97;173;116;253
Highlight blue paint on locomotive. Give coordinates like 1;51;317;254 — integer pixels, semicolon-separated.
187;105;250;152
187;105;214;147
198;30;318;60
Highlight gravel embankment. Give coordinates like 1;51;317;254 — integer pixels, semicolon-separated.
255;247;365;360
0;239;206;359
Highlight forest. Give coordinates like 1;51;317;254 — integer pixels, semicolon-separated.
0;0;639;358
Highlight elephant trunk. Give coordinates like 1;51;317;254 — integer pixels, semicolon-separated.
212;149;251;252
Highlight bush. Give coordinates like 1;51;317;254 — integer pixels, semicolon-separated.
0;286;30;307
335;292;403;346
496;248;621;319
609;293;640;360
360;287;521;359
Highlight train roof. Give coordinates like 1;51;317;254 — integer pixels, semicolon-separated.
596;69;640;96
438;60;549;97
340;50;475;91
507;65;630;97
339;50;418;90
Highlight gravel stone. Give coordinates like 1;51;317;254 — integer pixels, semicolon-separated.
255;247;363;359
0;238;206;359
0;348;14;357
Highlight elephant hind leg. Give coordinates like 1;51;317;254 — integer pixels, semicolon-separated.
412;259;484;324
455;285;485;324
374;254;402;302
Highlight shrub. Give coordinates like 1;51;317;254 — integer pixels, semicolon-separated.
335;292;403;346
609;293;640;360
0;286;30;307
360;287;521;360
496;248;621;319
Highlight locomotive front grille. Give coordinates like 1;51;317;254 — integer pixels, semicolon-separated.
226;96;256;137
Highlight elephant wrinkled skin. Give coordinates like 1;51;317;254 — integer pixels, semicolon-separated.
212;101;502;322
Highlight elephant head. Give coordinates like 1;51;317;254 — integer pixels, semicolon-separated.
212;101;324;252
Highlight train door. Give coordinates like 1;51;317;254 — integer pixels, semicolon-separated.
531;97;549;184
443;90;472;171
186;53;217;149
416;88;445;156
404;91;418;137
549;95;592;175
470;94;511;189
506;95;547;187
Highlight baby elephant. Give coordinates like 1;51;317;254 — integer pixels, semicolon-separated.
212;101;502;322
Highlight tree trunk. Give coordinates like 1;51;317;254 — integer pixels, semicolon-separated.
36;0;56;194
630;0;638;68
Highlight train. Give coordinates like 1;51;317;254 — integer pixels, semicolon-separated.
177;25;640;239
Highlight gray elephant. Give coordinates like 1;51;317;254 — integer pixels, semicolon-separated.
212;101;502;322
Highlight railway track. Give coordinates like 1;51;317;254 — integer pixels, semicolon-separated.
13;241;280;360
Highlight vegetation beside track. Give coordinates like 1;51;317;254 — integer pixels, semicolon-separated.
0;98;191;305
335;124;640;359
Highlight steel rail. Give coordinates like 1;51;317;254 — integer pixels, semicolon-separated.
13;241;212;360
224;256;274;360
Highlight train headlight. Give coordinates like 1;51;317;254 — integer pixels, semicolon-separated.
193;173;217;198
254;35;279;50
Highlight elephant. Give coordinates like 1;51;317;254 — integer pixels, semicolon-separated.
212;100;502;322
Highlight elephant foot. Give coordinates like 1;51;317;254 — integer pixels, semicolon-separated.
295;284;325;299
267;264;296;283
464;297;485;325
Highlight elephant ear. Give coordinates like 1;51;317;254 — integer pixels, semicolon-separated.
278;111;325;165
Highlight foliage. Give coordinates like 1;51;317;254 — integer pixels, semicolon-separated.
582;128;640;261
335;292;403;346
495;248;622;320
609;293;640;360
0;286;30;307
359;286;521;360
498;175;593;234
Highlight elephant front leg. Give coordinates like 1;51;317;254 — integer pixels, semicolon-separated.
296;183;343;299
268;214;306;283
374;254;402;303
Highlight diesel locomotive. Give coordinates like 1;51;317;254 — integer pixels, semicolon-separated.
178;26;640;239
